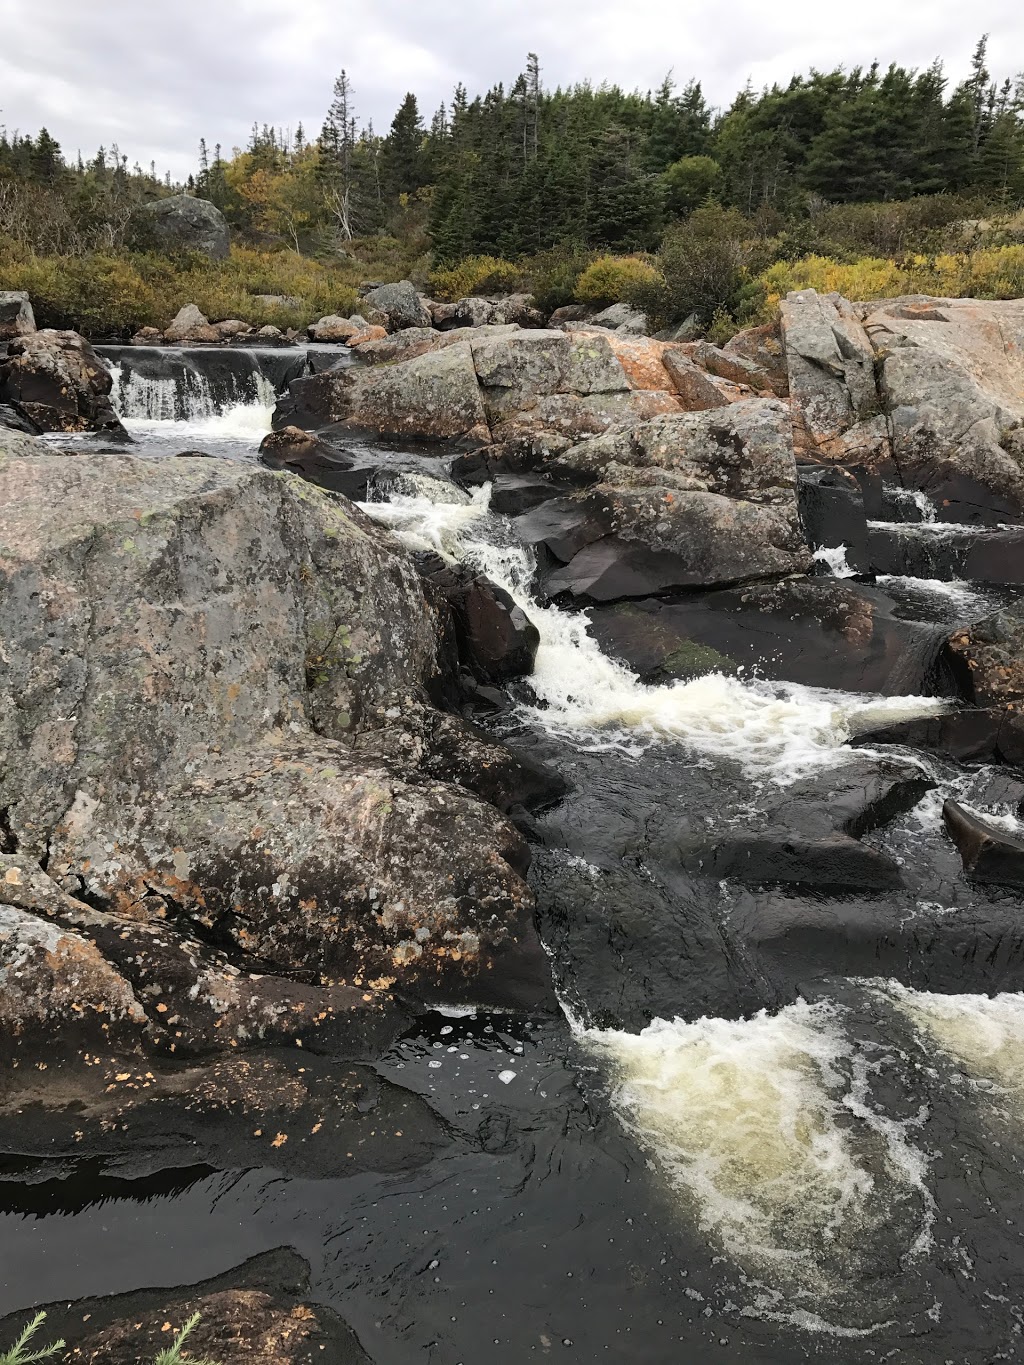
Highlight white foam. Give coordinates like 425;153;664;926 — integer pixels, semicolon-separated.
811;544;856;577
581;1002;932;1292
360;486;948;780
877;984;1024;1104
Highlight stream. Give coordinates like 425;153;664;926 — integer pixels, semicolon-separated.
12;347;1024;1362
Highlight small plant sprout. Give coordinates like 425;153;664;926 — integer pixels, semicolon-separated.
0;1312;65;1365
151;1313;222;1365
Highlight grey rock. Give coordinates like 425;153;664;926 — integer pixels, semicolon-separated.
308;314;362;342
0;289;35;343
136;193;230;260
164;303;213;342
590;302;649;335
0;450;544;1016
362;281;432;332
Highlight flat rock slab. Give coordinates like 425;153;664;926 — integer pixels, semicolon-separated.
944;799;1024;887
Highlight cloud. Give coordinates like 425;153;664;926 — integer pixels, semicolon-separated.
1;0;1020;180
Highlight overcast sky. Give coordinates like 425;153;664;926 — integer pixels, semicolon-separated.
1;0;1021;180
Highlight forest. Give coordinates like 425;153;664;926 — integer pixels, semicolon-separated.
2;36;1023;336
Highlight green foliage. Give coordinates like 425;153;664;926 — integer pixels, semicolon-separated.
427;254;525;300
574;254;662;307
0;244;362;336
519;243;596;313
661;155;725;216
0;1313;64;1365
630;203;755;328
151;1312;222;1365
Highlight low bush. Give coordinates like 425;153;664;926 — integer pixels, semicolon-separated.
519;243;596;314
573;254;662;308
0;244;362;335
427;254;526;301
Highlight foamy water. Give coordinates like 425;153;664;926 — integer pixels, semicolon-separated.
812;544;856;577
105;360;276;454
361;482;949;780
580;1002;932;1299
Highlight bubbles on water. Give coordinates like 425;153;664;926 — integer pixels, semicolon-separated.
581;1001;933;1300
877;983;1024;1109
105;359;276;455
811;544;856;577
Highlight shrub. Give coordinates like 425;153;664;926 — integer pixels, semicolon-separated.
631;203;755;329
0;245;362;335
573;254;662;308
518;243;596;314
427;254;525;301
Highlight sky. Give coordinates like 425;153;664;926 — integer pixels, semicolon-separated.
1;0;1022;181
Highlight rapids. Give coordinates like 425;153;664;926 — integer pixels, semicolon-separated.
10;363;1024;1363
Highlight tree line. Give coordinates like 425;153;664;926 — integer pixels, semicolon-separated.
1;36;1022;264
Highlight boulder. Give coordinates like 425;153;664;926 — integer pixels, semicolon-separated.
213;317;248;340
130;324;164;345
164;302;218;343
278;341;491;443
0;449;549;1020
948;604;1024;705
587;578;954;694
0;289;35;343
661;350;734;410
135;193;230;259
547;304;592;328
854;709;1024;766
691;340;775;393
362;280;432;332
723;320;788;396
532;399;809;599
0;329;126;434
416;555;540;684
589;302;649;334
0;401;41;435
866;295;1024;519
347;323;389;347
308;314;363;342
944;800;1024;887
780;289;883;462
432;294;545;330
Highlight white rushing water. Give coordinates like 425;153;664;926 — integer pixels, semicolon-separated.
581;1002;932;1305
811;544;856;577
360;480;949;781
886;486;938;523
876;983;1024;1113
105;360;276;453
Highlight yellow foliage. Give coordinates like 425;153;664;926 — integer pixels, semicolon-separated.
574;254;663;307
754;246;1024;321
427;255;526;302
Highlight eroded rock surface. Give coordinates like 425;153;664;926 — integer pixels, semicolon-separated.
0;329;126;434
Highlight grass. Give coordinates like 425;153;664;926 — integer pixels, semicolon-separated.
0;1311;223;1365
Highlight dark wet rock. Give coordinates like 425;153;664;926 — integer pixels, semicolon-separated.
362;280;432;332
799;463;869;573
135;193;230;260
514;497;600;564
416;554;539;684
0;329;126;434
489;471;576;515
0;450;545;1026
0;289;35;343
0;401;42;434
1;1250;372;1365
588;578;953;694
867;524;1024;583
678;759;933;891
853;708;1024;765
948;604;1024;705
1;1048;451;1181
944;799;1024;887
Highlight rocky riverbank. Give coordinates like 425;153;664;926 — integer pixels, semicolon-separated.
5;283;1024;1361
